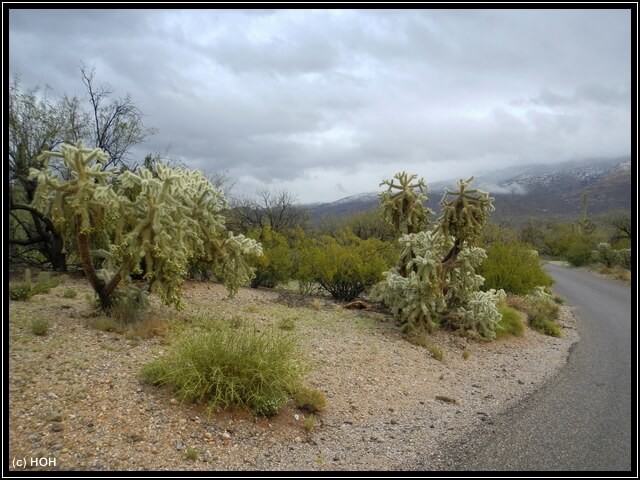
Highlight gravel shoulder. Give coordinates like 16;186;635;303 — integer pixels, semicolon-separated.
8;278;579;472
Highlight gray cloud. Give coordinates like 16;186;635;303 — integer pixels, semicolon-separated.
8;8;632;203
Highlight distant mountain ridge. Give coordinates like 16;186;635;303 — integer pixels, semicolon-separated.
305;157;632;225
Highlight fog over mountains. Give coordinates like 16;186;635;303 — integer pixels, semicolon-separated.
305;157;632;225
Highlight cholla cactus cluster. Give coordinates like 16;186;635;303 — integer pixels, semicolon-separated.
372;172;505;340
30;142;262;311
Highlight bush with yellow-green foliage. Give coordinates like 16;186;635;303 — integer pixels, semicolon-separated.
294;229;396;301
29;142;262;313
479;241;553;295
247;226;294;288
141;320;308;417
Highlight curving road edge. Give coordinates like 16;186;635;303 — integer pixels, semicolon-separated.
428;263;633;472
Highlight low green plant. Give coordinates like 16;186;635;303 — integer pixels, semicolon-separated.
63;288;78;298
185;447;198;461
523;287;562;337
277;317;296;331
30;318;51;336
495;302;525;338
294;386;327;413
10;269;67;301
10;283;32;301
462;349;471;360
479;241;553;295
409;335;444;361
304;414;317;433
141;322;307;417
530;316;562;337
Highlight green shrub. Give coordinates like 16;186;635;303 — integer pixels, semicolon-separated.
523;287;562;337
295;230;395;301
479;241;553;295
462;349;470;360
63;288;78;298
248;226;294;288
30;318;51;336
141;322;307;417
10;270;67;301
185;447;198;461
614;248;631;270
566;240;595;267
304;414;317;433
294;387;327;413
277;317;296;331
591;243;618;268
495;302;525;338
10;283;32;301
530;316;562;337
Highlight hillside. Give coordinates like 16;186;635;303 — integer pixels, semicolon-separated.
306;158;632;225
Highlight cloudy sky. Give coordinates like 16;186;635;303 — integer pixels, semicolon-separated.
8;8;632;203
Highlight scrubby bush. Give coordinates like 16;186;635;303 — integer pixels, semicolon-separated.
495;302;525;338
9;269;67;301
592;243;631;270
523;287;562;337
141;322;308;417
295;230;395;301
30;318;51;336
566;239;595;267
248;226;294;288
479;241;553;295
294;386;327;413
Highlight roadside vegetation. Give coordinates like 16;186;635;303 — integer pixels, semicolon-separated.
9;67;627;426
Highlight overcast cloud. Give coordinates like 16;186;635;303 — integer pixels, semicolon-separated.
8;8;632;203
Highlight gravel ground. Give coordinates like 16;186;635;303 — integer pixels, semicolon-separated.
8;278;579;472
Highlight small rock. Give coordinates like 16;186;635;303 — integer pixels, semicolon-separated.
221;431;231;440
170;398;178;405
518;379;525;385
176;441;184;450
294;414;300;421
50;422;64;432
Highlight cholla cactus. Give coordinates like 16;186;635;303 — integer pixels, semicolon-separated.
379;172;432;235
372;172;503;340
30;142;262;312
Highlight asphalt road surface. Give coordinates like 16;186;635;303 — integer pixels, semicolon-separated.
430;264;633;472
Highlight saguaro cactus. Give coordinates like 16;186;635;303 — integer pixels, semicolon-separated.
30;142;262;312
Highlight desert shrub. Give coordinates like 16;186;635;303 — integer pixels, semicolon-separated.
141;322;307;417
295;230;394;301
63;288;78;298
30;318;51;336
294;387;327;413
591;243;617;268
248;226;294;288
304;414;317;433
495;302;525;338
9;269;67;301
479;241;553;295
614;248;631;270
10;283;32;301
531;316;562;337
462;349;471;360
566;239;596;267
524;287;562;337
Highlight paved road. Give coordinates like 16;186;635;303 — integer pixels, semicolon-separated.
431;264;633;472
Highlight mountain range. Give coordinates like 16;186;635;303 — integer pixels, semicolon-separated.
305;157;632;225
